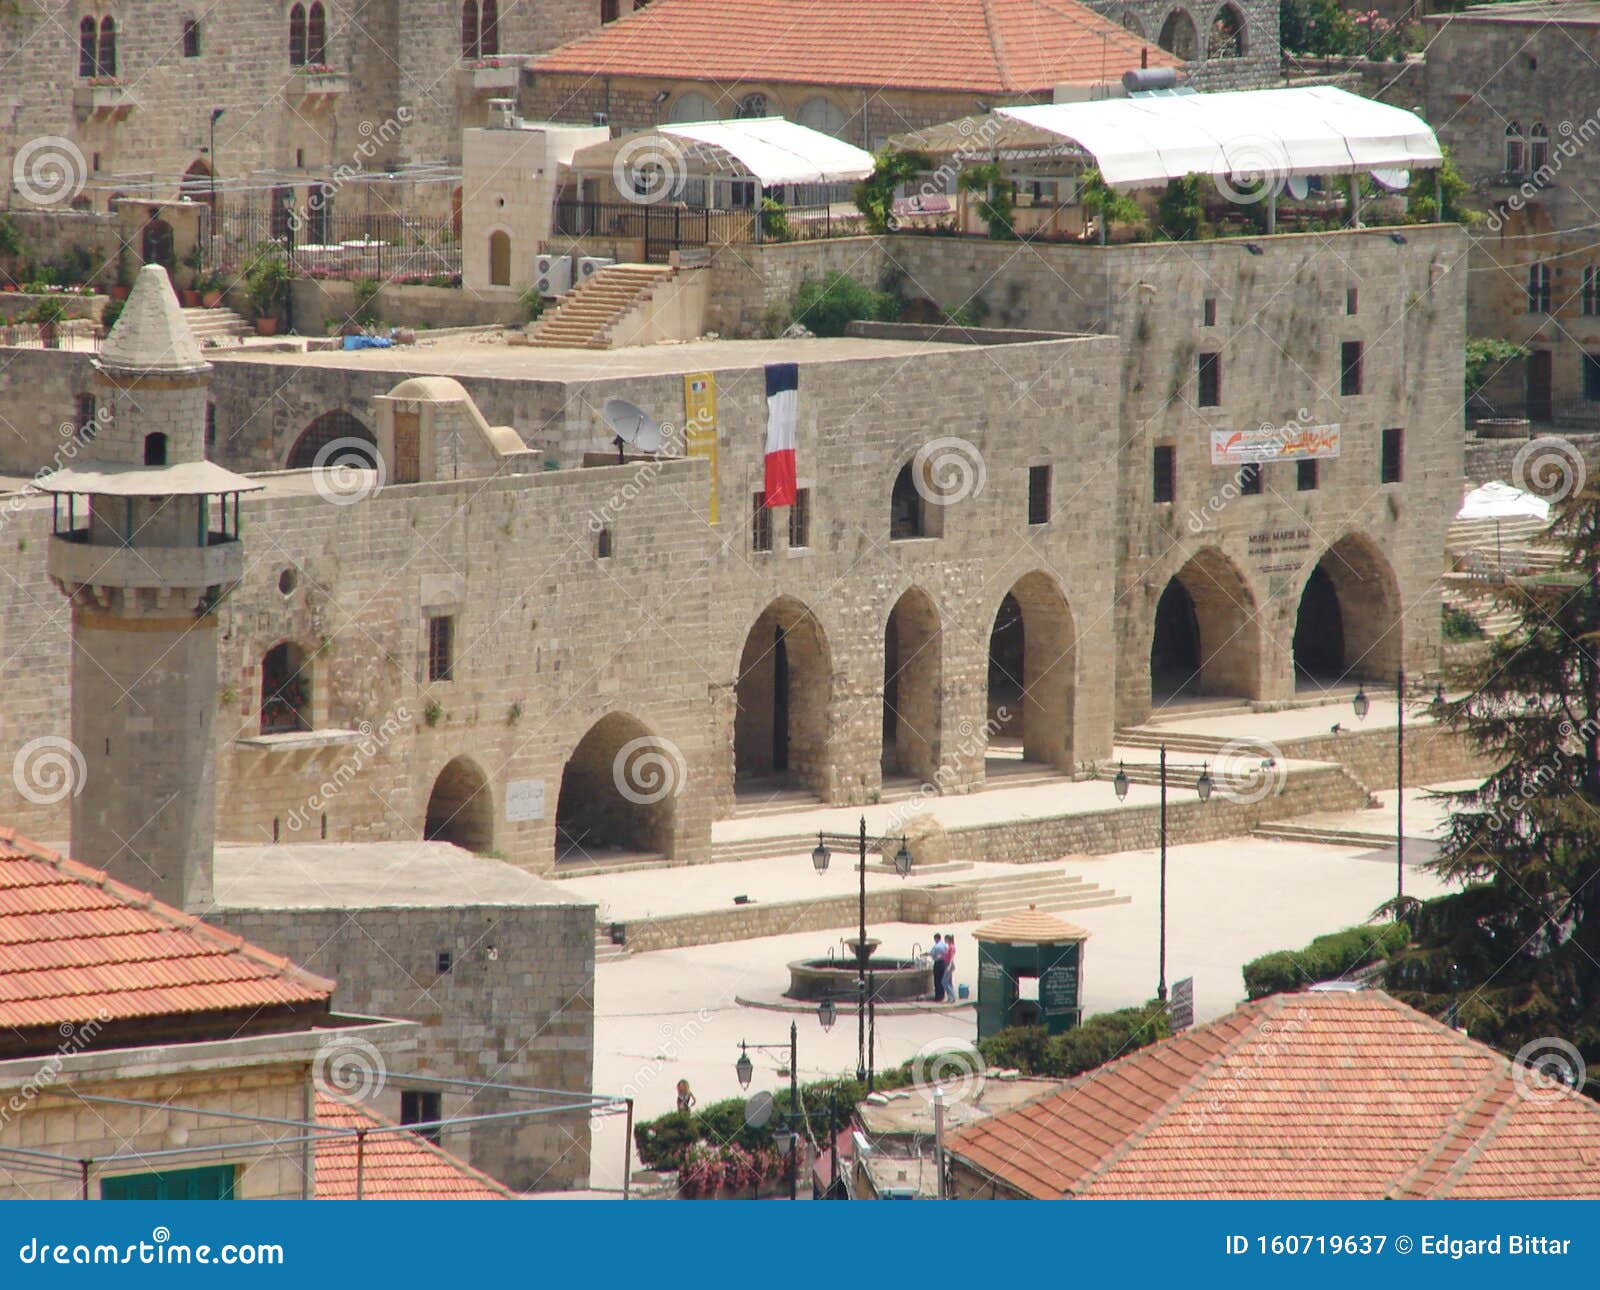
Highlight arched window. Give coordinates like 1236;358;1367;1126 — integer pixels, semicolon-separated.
1122;10;1146;36
260;642;312;734
143;433;168;466
796;97;847;138
666;91;715;123
481;0;498;54
97;16;117;76
890;463;926;540
78;16;97;77
461;0;479;55
735;93;768;119
307;2;327;64
1504;121;1525;175
1210;4;1245;57
1530;121;1550;173
488;230;511;286
1158;9;1198;60
289;3;307;65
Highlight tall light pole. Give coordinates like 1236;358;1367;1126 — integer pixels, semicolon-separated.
1113;745;1213;1003
208;108;224;250
1353;673;1446;909
736;998;835;1200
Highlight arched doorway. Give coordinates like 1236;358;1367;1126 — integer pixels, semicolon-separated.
987;572;1076;774
734;597;832;799
260;641;311;733
1149;548;1260;708
488;230;511;286
424;757;494;852
140;213;175;270
1294;535;1401;689
882;588;941;782
287;409;376;469
1210;3;1246;56
1159;8;1199;59
555;712;679;862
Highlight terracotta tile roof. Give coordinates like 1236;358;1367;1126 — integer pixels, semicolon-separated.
314;1094;514;1199
0;829;332;1033
948;990;1600;1199
974;904;1088;944
531;0;1180;95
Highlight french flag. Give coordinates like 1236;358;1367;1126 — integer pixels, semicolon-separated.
763;362;798;508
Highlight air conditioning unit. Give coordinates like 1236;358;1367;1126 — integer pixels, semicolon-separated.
534;253;571;297
576;256;615;282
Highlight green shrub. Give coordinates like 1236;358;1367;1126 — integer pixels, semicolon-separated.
353;277;381;324
1154;176;1205;241
1442;603;1484;642
521;287;545;322
978;1001;1171;1078
99;297;125;332
790;271;902;337
243;243;291;318
853;150;932;234
1242;920;1409;1000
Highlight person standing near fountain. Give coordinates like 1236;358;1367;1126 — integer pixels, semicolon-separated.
930;934;948;1002
944;934;958;1001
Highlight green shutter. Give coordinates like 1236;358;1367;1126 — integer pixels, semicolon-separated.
101;1163;237;1201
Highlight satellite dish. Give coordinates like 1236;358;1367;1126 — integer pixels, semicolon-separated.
1286;175;1309;201
1371;168;1410;192
602;397;664;461
744;1091;775;1129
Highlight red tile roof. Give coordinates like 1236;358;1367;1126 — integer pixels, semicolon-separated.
314;1094;514;1199
948;990;1600;1199
531;0;1180;95
0;829;332;1033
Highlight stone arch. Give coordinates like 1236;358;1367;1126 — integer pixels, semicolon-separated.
796;96;848;137
1150;547;1261;705
734;596;833;798
488;229;511;286
1122;9;1146;36
140;215;175;270
667;91;716;123
260;640;312;734
988;571;1076;772
425;756;494;852
1159;8;1199;59
882;587;942;782
555;712;678;862
1294;533;1401;687
287;409;375;469
1210;3;1246;56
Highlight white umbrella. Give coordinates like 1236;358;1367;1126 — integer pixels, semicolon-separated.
1455;480;1550;578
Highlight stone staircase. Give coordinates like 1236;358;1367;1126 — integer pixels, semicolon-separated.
180;305;254;343
1252;820;1399;847
595;927;630;963
950;869;1130;919
1113;729;1232;756
525;264;676;349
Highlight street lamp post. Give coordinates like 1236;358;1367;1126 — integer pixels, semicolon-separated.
1113;745;1214;1004
812;817;911;1090
736;998;836;1200
1352;672;1442;907
207;108;224;241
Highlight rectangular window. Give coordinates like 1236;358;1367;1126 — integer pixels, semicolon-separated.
204;402;216;452
1380;428;1404;484
596;526;612;558
1027;465;1052;524
1341;340;1363;396
751;492;772;552
1297;458;1319;491
1528;262;1552;314
182;18;201;56
75;392;96;442
1197;353;1221;407
1584;266;1600;317
1202;297;1216;327
102;1165;236;1201
1236;462;1262;495
427;615;454;682
401;1091;443;1146
1584;354;1600;402
1152;444;1175;504
787;487;810;548
1346;287;1358;315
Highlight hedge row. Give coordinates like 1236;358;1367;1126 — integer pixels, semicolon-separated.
976;1002;1171;1078
1241;921;1410;1000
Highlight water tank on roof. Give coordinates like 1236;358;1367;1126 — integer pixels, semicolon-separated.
1123;67;1179;94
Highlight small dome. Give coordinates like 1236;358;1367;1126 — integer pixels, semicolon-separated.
385;376;472;403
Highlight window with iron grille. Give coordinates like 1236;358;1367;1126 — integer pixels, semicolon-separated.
1380;428;1403;484
787;488;810;548
401;1091;442;1146
427;615;454;682
1027;465;1052;524
1153;445;1175;504
751;492;772;552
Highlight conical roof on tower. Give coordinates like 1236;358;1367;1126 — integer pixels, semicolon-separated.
98;264;208;374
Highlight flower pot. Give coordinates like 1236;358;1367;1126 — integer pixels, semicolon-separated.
108;285;129;301
201;291;222;308
180;289;201;307
254;316;278;336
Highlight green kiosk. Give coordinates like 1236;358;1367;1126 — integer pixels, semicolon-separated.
974;905;1088;1040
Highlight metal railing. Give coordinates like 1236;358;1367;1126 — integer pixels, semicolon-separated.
551;200;853;260
200;203;461;281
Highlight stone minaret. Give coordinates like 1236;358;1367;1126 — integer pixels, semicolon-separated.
43;265;259;911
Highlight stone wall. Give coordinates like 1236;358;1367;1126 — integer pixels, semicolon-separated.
1464;431;1600;487
1078;0;1280;91
289;279;529;334
208;902;595;1190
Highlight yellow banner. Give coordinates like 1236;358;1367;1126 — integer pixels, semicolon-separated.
683;372;719;524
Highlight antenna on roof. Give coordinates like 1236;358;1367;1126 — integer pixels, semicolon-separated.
602;397;664;463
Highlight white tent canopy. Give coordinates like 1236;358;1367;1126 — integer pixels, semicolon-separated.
996;86;1442;190
657;118;875;187
1457;479;1551;523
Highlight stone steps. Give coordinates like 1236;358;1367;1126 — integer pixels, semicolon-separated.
180;305;254;341
594;928;631;963
525;264;676;349
1253;821;1407;847
949;869;1130;919
1114;730;1232;754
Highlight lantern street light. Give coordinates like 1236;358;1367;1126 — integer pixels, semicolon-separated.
1109;744;1213;1002
1352;670;1421;907
734;1001;837;1201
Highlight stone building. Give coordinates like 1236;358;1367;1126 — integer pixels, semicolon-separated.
1422;0;1600;427
0;0;601;218
1080;0;1280;91
523;0;1185;148
0;218;1465;878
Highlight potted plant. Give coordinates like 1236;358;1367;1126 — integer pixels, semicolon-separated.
244;243;290;335
195;268;227;309
178;243;204;306
23;296;69;349
108;249;134;301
